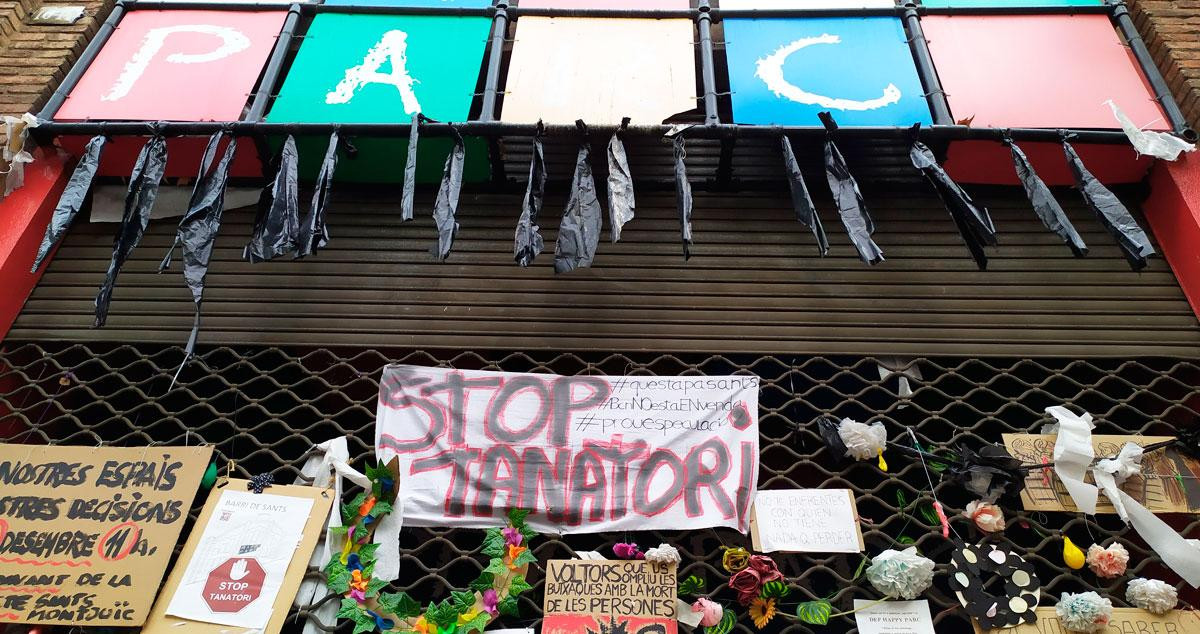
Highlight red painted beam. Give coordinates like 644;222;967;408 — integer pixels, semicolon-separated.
0;151;70;342
1144;153;1200;320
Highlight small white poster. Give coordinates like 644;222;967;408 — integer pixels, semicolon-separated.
853;600;936;634
751;489;863;553
166;490;315;629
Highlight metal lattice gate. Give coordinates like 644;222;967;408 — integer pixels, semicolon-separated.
1;342;1198;632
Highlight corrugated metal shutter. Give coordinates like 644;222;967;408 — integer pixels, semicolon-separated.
10;189;1200;357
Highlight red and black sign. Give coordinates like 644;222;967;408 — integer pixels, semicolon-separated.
203;557;265;613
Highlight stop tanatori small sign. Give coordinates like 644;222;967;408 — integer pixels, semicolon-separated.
203;558;266;613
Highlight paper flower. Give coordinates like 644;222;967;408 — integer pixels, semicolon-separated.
1063;537;1086;570
613;542;644;560
350;588;366;602
502;527;523;547
728;557;783;607
458;609;480;626
747;556;784;584
644;544;681;566
692;598;723;627
415;617;433;634
1055;592;1113;633
722;547;750;573
482;588;499;616
748;597;777;629
837;418;887;461
506;544;528;569
350;569;369;592
964;500;1006;533
1086;543;1129;578
1126;578;1177;615
865;547;935;600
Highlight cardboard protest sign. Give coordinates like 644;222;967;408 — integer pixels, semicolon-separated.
0;444;212;626
971;607;1200;634
1003;434;1200;514
376;365;760;533
543;560;677;634
750;489;864;553
143;479;332;634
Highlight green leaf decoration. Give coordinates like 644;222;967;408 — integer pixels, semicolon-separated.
337;598;362;620
512;547;538;568
483;557;508;576
374;501;395;517
704;607;736;634
508;575;533;596
469;572;495;593
379;592;422;619
895;490;908;515
460;611;491;634
796;601;832;626
481;528;506;558
759;580;790;599
354;523;370;543
507;508;531;528
427;600;460;630
359;542;381;562
343;492;368;525
352;610;378;634
366;576;389;599
897;536;917;546
330;526;348;540
918;503;939;526
498;596;520;618
678;575;705;596
451;590;478;615
852;556;868;581
328;568;351;594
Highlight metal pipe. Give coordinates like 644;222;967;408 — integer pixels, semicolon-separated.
902;2;953;126
36;1;127;120
916;4;1111;15
479;2;509;122
696;1;720;126
245;3;302;122
1107;0;1198;141
31;120;1135;144
308;3;492;16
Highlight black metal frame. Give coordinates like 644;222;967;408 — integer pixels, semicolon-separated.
33;0;1197;148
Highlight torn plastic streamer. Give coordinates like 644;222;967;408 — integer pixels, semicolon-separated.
1062;137;1155;271
296;132;338;259
515;121;546;267
781;135;828;256
1004;136;1087;257
673;134;693;260
94;135;167;328
819;112;882;265
944;444;1026;503
401;114;428;222
814;415;850;463
608;118;635;243
554;121;603;274
158;132;237;375
244;136;300;262
31;135;106;272
432;129;465;262
909;129;997;270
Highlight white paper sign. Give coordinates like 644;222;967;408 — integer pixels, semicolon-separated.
165;490;314;629
853;600;936;634
376;365;760;533
752;489;863;553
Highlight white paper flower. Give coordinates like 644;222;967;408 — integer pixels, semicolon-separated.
1126;578;1177;615
1055;592;1113;633
838;418;887;461
644;544;681;566
865;547;935;600
963;500;1005;533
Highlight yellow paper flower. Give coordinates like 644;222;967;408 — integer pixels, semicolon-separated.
722;547;750;573
458;609;480;626
415;617;432;634
506;544;528;569
1063;536;1086;570
748;597;776;629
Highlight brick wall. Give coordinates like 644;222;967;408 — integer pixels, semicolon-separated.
1128;0;1200;128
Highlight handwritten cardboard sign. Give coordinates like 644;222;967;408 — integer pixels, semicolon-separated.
0;444;212;625
376;366;760;533
750;489;864;553
1003;434;1200;514
971;607;1200;634
543;560;677;634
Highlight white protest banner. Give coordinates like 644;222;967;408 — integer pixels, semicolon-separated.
375;365;760;533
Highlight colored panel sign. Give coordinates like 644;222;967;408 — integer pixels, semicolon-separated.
922;15;1167;129
502;17;697;125
543;560;678;634
724;17;932;126
268;14;489;123
922;0;1098;6
0;445;213;626
721;0;897;8
375;366;761;533
324;0;491;6
519;0;687;7
54;10;285;121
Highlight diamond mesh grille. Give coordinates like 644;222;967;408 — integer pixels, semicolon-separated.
1;342;1197;632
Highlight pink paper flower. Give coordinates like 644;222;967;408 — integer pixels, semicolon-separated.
350;588;366;602
964;500;1006;533
692;598;723;627
1086;543;1130;579
482;589;499;616
613;542;644;560
502;527;523;547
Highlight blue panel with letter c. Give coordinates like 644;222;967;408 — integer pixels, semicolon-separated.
724;17;933;127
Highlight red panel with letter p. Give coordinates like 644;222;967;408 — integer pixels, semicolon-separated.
54;10;286;122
